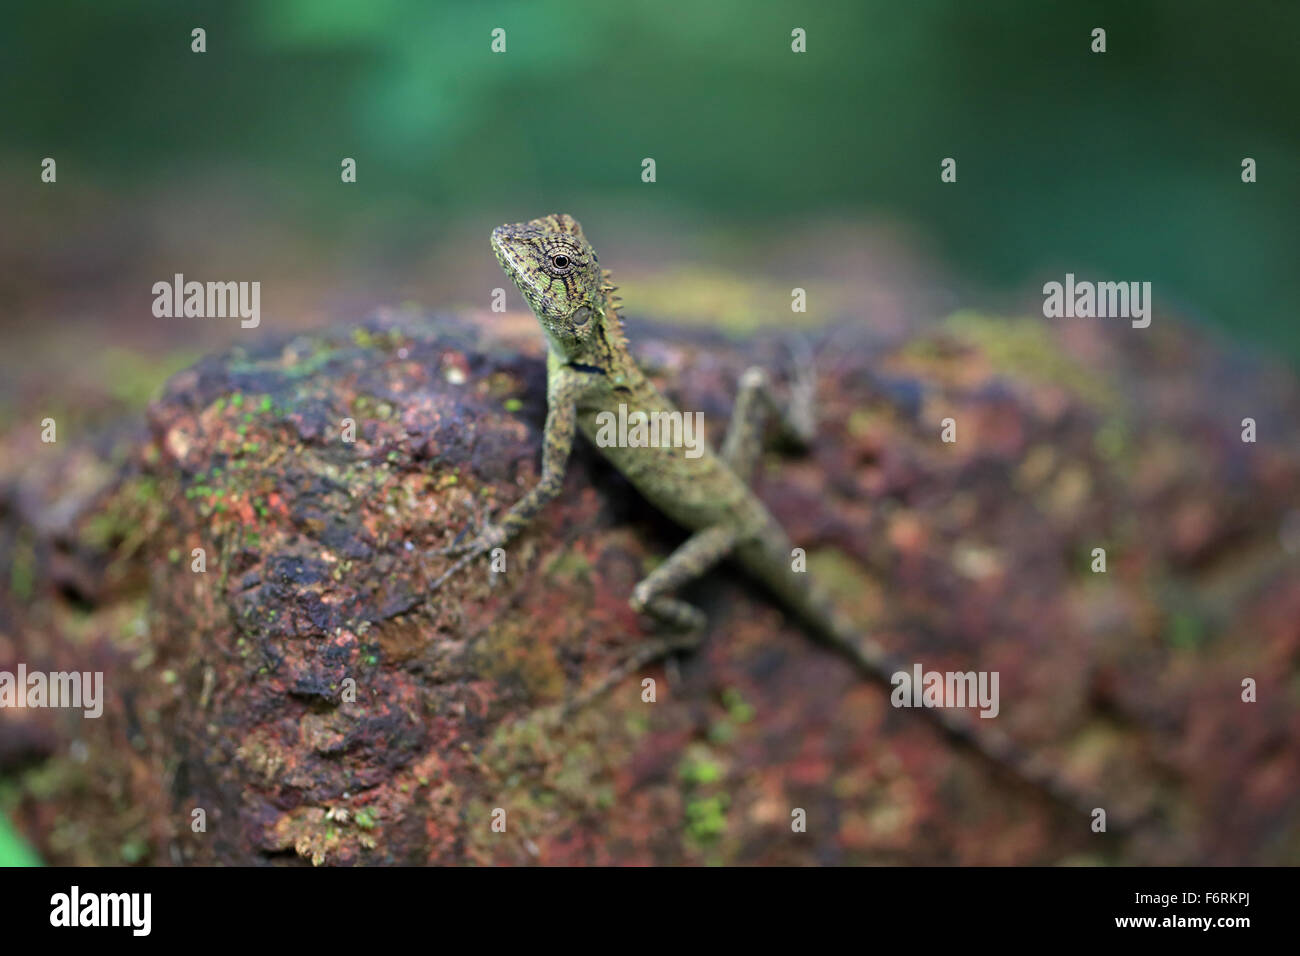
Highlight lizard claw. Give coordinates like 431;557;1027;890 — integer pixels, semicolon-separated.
431;497;495;556
431;534;475;558
426;521;507;593
427;545;488;593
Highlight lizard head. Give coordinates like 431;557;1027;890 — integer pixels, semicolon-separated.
491;214;607;357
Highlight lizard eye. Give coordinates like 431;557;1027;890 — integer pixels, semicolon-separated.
550;254;571;271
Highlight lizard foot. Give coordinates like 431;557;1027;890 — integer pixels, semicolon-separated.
426;543;486;593
559;631;703;720
781;333;817;447
627;592;708;684
426;515;507;593
629;592;708;633
431;496;497;557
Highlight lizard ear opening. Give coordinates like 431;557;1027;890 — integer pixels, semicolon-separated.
571;306;592;327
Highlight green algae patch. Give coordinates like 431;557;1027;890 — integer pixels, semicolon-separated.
943;311;1123;414
618;268;841;334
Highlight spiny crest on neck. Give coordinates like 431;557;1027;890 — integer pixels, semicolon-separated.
599;267;629;351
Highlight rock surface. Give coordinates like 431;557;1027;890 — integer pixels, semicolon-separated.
2;307;1298;865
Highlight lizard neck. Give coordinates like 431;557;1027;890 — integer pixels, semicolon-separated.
563;271;638;379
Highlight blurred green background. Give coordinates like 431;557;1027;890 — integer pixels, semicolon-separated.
1;0;1298;865
3;0;1298;357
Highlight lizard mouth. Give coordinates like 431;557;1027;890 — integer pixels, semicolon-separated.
490;225;531;276
489;226;513;266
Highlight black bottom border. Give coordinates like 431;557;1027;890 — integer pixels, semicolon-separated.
0;864;1277;943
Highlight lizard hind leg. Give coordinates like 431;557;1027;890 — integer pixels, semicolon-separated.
562;526;737;718
430;495;496;557
721;339;817;477
628;525;737;632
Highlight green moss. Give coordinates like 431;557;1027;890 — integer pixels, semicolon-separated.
623;712;651;737
707;720;736;744
82;511;129;551
351;327;406;352
1166;610;1207;650
9;534;35;600
18;759;85;802
1095;419;1124;456
98;346;202;409
684;795;729;844
119;839;149;864
847;408;875;438
353;808;378;831
943;311;1122;413
131;475;160;504
806;546;872;604
679;755;721;786
351;393;394;420
618;269;835;334
722;687;755;724
543;549;592;580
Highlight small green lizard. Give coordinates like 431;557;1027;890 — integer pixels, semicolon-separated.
430;213;1106;824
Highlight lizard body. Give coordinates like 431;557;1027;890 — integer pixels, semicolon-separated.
431;213;1113;826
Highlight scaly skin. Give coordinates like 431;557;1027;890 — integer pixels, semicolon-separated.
431;213;1127;832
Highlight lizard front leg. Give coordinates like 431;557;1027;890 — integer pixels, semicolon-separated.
427;368;582;593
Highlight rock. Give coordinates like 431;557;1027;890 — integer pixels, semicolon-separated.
2;307;1298;864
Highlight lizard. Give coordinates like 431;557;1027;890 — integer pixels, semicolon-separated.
427;212;1117;827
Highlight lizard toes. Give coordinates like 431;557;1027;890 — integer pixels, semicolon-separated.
431;539;473;557
427;547;484;593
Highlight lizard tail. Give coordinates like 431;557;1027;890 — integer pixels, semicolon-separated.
732;531;1140;832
